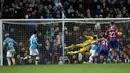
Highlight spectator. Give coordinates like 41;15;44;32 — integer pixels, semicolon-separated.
128;38;130;44
45;46;52;64
64;56;70;64
17;48;28;64
84;9;92;18
1;0;130;18
126;45;130;54
2;9;9;18
51;39;59;64
56;32;61;45
9;28;16;41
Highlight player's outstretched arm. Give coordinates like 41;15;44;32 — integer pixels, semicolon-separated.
83;34;93;40
38;44;42;46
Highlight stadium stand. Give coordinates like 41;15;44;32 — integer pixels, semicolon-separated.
1;0;130;19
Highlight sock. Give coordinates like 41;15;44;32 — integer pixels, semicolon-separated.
113;56;117;63
108;51;112;60
113;56;117;60
7;58;11;66
108;55;112;64
35;57;39;65
35;61;38;65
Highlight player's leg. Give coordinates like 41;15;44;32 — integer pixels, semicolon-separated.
113;40;119;63
65;44;76;49
67;46;90;54
29;49;35;64
67;51;79;54
89;49;96;63
103;49;108;63
65;43;84;49
7;57;11;66
11;50;16;65
96;49;103;63
108;51;112;63
11;57;16;65
88;49;92;63
94;52;99;64
35;49;39;65
99;55;104;63
108;41;114;63
7;51;12;66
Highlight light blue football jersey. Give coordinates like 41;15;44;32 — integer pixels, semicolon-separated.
3;38;16;50
29;34;38;49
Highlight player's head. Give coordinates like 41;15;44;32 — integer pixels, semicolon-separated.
33;30;37;34
93;35;98;40
5;33;9;38
33;30;37;37
110;21;115;26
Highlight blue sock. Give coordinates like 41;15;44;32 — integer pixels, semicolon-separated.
108;51;112;59
108;51;113;63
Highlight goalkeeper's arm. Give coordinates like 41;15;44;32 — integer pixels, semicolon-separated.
83;34;93;39
83;41;96;47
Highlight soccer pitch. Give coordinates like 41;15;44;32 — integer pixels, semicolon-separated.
0;64;130;73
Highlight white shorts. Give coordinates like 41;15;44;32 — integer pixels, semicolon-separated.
30;49;39;56
7;49;15;58
90;49;96;57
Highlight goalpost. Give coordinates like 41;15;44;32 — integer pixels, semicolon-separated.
0;18;130;66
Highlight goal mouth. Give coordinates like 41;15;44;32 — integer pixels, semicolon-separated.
0;18;130;66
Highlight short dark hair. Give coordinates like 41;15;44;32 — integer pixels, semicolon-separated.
33;30;37;34
111;21;115;25
93;36;97;40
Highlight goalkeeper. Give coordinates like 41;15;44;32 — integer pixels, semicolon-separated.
65;34;98;54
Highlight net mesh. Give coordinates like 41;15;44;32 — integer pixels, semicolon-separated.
1;19;130;65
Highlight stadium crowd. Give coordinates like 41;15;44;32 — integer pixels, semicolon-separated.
1;0;130;65
1;0;130;19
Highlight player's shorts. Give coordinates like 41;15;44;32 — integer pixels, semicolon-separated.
30;49;39;56
7;49;15;58
90;49;96;57
98;49;108;56
109;40;119;49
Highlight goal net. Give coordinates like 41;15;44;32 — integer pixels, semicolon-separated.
0;18;130;65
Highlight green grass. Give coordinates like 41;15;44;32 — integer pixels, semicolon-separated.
0;64;130;73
